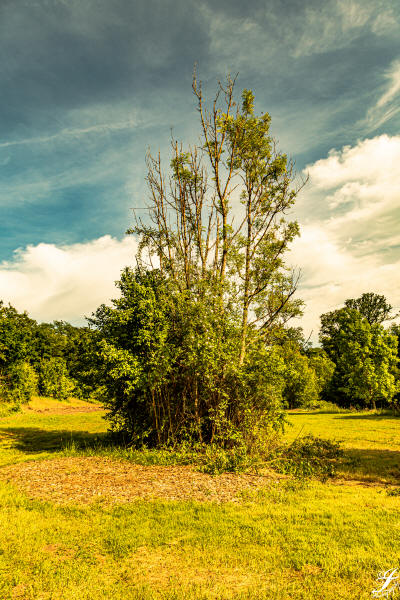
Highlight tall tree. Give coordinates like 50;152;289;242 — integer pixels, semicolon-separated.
130;74;304;366
93;75;304;448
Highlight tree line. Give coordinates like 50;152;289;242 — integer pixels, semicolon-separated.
0;290;398;417
0;301;98;405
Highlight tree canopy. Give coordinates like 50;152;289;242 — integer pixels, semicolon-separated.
344;292;397;325
320;304;399;408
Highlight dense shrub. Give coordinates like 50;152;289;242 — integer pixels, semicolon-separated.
39;357;75;401
0;361;38;404
274;435;343;480
92;268;287;450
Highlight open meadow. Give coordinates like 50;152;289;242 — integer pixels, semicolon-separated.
0;399;398;599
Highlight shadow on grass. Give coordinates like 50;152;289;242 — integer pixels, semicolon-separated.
339;447;400;484
2;427;399;485
289;411;400;419
288;411;346;416
0;426;110;454
334;413;400;420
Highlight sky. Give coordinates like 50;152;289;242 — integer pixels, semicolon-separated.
0;0;399;340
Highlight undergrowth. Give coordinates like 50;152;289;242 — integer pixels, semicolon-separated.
272;435;343;481
63;434;343;481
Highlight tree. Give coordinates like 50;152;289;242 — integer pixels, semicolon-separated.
0;301;100;403
279;342;319;409
344;292;397;325
130;74;304;364
0;361;38;404
93;75;304;449
389;323;400;405
320;307;399;408
0;302;37;369
307;348;335;399
39;357;75;401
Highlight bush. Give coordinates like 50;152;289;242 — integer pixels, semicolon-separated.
92;269;288;452
39;357;76;401
0;361;38;404
197;444;259;475
273;435;343;481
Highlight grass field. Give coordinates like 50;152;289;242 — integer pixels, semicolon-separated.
0;398;399;599
286;409;400;484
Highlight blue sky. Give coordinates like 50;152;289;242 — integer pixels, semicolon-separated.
0;0;399;337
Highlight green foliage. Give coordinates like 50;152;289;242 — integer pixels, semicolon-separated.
0;301;100;402
389;323;400;405
92;268;287;450
0;361;38;404
0;302;37;368
345;292;397;325
308;349;335;396
94;76;305;453
197;444;257;475
39;357;76;401
50;322;101;399
275;435;343;481
269;339;334;409
279;342;319;409
320;306;399;408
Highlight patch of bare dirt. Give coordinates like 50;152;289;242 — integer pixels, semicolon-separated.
0;457;277;505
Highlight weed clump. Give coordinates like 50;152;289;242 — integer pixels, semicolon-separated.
273;435;343;481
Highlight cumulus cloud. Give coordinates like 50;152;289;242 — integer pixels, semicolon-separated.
0;235;138;323
292;134;400;340
292;226;400;339
297;134;400;253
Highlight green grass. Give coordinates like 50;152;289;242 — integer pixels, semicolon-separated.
286;409;400;484
0;401;107;467
0;399;399;599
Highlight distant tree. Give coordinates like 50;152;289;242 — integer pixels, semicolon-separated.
0;301;99;403
39;357;75;401
50;322;100;399
276;341;334;409
320;307;399;409
345;293;397;325
279;342;319;409
307;348;335;399
389;323;400;405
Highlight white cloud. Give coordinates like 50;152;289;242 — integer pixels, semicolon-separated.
0;118;138;149
0;235;138;323
293;0;398;57
299;135;400;250
292;134;400;340
292;226;400;339
366;59;400;130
